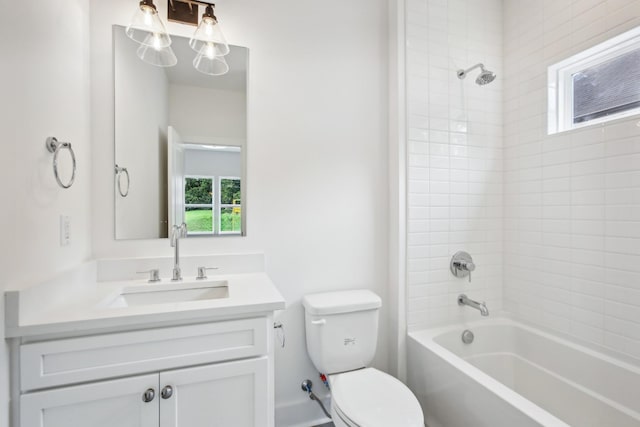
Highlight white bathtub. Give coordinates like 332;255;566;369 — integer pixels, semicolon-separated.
407;318;640;427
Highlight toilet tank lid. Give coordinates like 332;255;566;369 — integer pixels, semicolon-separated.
303;290;381;315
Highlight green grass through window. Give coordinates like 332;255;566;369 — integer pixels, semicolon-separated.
185;209;241;233
185;209;212;232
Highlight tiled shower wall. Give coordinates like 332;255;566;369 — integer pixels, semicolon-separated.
504;0;640;360
406;0;503;330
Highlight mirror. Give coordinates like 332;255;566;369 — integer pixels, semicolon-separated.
113;25;247;240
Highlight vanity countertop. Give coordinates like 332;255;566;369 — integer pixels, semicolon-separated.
5;272;285;339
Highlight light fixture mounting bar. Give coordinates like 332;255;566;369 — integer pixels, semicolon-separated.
167;0;217;26
173;0;216;8
169;0;193;13
168;0;197;25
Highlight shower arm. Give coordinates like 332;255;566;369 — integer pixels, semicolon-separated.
457;63;485;79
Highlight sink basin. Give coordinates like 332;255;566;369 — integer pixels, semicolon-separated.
107;280;229;308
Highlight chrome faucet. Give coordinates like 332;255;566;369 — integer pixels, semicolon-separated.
458;294;489;316
170;223;187;281
451;251;475;282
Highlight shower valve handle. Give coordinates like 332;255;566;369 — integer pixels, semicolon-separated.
455;260;475;282
450;251;475;283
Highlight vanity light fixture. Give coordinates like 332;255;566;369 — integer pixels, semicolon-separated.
188;4;230;57
126;0;230;74
126;0;176;67
126;0;172;48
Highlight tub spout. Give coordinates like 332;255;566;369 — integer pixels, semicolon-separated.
458;294;489;316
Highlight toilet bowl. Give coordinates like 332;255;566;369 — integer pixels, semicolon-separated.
302;290;424;427
329;368;423;427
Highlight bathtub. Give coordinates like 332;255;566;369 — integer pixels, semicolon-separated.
407;318;640;427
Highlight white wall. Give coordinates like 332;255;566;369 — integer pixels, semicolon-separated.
504;0;640;361
114;28;169;240
169;85;246;140
0;1;92;425
90;0;388;424
388;0;408;381
405;0;504;330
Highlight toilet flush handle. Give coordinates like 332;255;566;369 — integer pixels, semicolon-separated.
311;319;326;325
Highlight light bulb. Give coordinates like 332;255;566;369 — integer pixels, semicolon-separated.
193;43;229;76
152;33;163;51
206;43;216;59
137;33;177;67
201;15;215;36
142;6;154;26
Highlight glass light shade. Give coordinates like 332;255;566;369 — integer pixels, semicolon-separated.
136;34;177;67
193;43;229;76
189;16;230;56
126;1;171;48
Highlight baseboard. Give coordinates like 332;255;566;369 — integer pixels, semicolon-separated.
275;395;332;427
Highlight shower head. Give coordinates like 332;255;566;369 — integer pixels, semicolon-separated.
457;63;496;86
475;69;496;85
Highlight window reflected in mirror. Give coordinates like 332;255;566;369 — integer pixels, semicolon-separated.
183;163;241;235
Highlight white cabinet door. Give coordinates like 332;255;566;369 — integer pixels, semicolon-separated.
21;374;159;427
160;357;269;427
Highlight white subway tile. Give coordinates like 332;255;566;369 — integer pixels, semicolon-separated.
406;0;640;356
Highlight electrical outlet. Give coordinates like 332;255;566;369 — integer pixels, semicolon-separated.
60;215;70;246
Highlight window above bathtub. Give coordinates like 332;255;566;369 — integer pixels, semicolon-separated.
548;26;640;134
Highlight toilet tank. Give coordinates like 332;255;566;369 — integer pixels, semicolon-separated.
303;290;382;374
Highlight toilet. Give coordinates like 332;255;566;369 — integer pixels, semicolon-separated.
302;290;424;427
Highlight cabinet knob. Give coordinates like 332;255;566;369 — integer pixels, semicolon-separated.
142;388;155;403
161;385;173;399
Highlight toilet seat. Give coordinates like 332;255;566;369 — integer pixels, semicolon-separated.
329;368;424;427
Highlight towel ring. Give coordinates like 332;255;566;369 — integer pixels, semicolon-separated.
115;164;130;197
46;137;76;189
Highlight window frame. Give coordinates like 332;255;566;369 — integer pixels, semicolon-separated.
218;176;242;235
548;25;640;134
183;175;215;236
183;175;242;236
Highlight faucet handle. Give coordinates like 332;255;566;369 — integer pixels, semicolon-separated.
197;266;219;280
456;260;475;282
450;251;475;283
137;269;161;283
465;261;475;282
453;259;475;271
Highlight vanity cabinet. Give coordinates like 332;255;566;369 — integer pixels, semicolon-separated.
21;358;268;427
160;357;267;426
21;374;160;427
15;317;273;427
